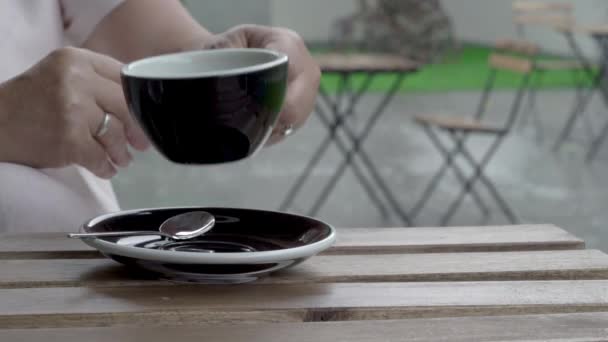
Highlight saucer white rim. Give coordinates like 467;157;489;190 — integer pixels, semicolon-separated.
80;207;336;264
121;48;289;80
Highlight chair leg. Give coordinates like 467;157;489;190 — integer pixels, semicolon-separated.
308;73;406;217
518;71;544;141
440;133;519;225
410;126;490;222
279;73;375;212
279;132;332;212
315;98;389;217
575;71;597;143
409;127;463;221
459;142;519;223
554;32;602;152
530;72;545;142
519;71;536;122
518;88;532;131
318;100;413;225
427;128;491;217
553;85;596;152
586;65;608;162
586;120;608;162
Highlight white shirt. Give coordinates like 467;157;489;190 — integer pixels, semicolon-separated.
0;0;124;233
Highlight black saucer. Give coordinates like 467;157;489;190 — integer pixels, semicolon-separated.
79;207;336;283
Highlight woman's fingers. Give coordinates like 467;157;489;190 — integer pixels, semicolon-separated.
92;113;132;168
83;50;150;151
91;72;151;151
76;136;117;179
0;46;144;177
83;48;123;84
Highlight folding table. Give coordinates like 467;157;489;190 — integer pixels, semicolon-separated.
280;53;419;224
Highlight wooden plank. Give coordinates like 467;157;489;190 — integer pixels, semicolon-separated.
1;280;608;328
513;14;573;28
570;24;608;35
4;312;608;342
414;115;505;134
556;24;608;35
0;225;584;259
490;53;534;73
3;250;608;289
495;38;540;56
315;53;419;73
330;225;585;254
0;232;100;259
513;1;573;13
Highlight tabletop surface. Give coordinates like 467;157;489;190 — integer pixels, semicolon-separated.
314;53;420;73
2;224;608;341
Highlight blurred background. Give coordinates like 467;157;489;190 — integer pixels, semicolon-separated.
114;0;608;250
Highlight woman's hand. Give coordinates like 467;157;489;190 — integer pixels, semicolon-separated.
0;47;149;178
200;25;321;145
85;0;320;145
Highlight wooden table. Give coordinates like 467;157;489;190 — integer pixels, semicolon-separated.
2;224;608;341
280;53;419;225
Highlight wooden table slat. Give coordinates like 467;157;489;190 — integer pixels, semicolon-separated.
3;312;608;342
0;225;585;259
2;250;608;289
2;280;608;328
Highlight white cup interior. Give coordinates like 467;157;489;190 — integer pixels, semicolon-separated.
122;48;288;79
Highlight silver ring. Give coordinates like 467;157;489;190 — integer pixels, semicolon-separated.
282;123;295;137
94;113;111;138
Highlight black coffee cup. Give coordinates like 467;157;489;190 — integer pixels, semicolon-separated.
121;48;289;164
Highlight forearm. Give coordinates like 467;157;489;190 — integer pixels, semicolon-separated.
84;0;214;62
